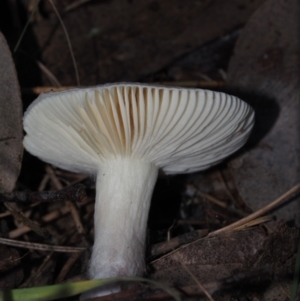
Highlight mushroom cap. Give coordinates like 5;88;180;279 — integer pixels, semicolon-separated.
23;83;254;175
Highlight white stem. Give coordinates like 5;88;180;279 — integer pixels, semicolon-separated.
88;158;159;279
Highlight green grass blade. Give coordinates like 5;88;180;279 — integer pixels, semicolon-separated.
0;277;180;301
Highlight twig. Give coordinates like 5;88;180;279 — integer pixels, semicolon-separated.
55;252;81;283
46;166;64;189
7;197;93;239
9;225;36;239
38;173;50;191
8;206;70;238
167;220;176;241
4;202;49;238
46;166;87;242
20;253;54;288
279;284;290;299
0;237;85;253
186;184;246;216
177;255;215;301
216;170;236;205
197;190;247;217
233;215;273;231
197;190;227;208
208;183;300;237
150;229;208;258
1;184;87;203
0;211;12;219
36;60;61;87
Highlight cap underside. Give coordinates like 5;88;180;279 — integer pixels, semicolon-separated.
23;84;254;175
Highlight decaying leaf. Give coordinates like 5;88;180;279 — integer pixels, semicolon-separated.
0;32;23;193
150;222;299;301
226;0;300;224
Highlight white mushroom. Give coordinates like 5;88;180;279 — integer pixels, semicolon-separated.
23;83;254;297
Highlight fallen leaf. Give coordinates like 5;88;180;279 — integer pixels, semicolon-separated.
226;0;300;225
150;223;299;301
0;32;23;193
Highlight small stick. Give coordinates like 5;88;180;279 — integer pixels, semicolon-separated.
1;184;87;203
8;197;93;239
20;253;54;288
46;166;86;237
167;220;176;241
233;215;273;231
46;165;64;190
216;170;236;205
197;190;227;208
150;229;208;257
208;183;300;237
0;237;86;253
4;202;49;238
0;211;13;219
197;190;247;217
176;255;215;301
9;225;34;239
36;60;61;87
55;252;81;283
38;173;50;191
186;184;246;216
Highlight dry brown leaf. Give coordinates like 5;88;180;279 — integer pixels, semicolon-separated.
226;0;300;225
0;32;23;193
150;222;299;301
